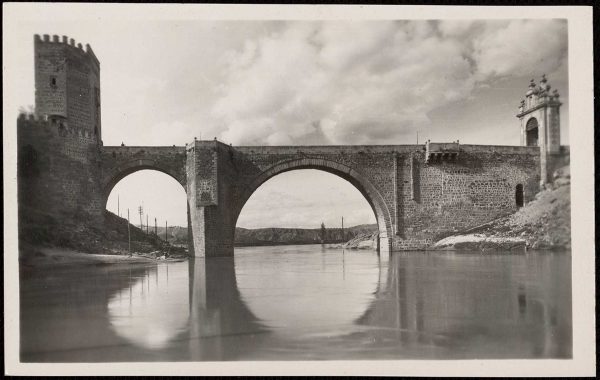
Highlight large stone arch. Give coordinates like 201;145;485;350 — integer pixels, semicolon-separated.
233;157;394;253
101;158;187;207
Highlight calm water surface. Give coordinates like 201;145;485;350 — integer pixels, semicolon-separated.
20;245;572;361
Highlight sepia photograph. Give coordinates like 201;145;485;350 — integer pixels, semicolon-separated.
3;3;595;376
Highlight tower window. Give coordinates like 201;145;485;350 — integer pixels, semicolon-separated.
50;77;57;87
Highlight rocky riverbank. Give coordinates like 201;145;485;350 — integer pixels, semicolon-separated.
327;232;379;250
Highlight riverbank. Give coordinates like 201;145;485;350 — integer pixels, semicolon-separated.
19;243;186;271
160;224;378;247
327;232;379;250
18;209;187;265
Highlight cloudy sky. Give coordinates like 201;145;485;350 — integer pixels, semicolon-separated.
6;6;569;228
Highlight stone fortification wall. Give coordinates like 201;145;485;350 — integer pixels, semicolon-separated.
17;114;104;223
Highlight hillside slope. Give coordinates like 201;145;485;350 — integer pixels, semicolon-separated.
158;224;378;247
19;209;184;256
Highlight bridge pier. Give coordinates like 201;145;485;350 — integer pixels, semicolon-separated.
378;233;392;256
186;140;237;258
187;205;235;257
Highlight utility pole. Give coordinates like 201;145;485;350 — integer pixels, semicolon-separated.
117;194;120;217
138;205;143;230
417;131;419;145
165;220;168;242
155;217;157;236
146;214;149;235
341;216;344;242
127;209;131;256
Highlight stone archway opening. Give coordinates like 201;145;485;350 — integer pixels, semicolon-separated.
105;169;189;251
234;168;386;252
526;117;539;146
515;183;524;208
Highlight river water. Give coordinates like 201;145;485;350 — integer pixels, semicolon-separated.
20;245;572;362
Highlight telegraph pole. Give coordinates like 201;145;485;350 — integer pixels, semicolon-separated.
165;221;168;242
138;205;143;230
146;214;149;234
341;216;344;242
127;209;131;256
118;194;120;217
155;217;157;236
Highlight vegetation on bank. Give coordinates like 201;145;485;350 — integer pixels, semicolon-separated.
19;209;186;259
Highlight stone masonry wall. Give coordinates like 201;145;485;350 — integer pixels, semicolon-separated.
395;145;540;249
34;39;68;118
17;115;104;224
65;46;97;134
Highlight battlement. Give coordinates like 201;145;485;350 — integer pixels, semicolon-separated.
18;112;97;140
34;34;100;68
18;112;44;122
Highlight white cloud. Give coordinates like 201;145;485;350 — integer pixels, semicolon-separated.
472;19;568;78
211;21;494;146
203;19;568;147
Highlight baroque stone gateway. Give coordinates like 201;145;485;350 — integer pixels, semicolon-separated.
17;34;570;257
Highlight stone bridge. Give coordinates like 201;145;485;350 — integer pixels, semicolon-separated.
17;34;565;259
98;140;541;257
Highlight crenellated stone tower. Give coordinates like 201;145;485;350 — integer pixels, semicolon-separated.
18;34;104;230
516;75;565;185
34;33;102;142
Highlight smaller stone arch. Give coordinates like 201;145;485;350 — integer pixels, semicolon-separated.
101;159;187;207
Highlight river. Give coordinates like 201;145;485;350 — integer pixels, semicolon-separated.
20;245;572;362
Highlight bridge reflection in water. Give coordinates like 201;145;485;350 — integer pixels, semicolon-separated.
20;247;571;362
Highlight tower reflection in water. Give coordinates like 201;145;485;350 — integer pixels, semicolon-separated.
103;248;570;360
